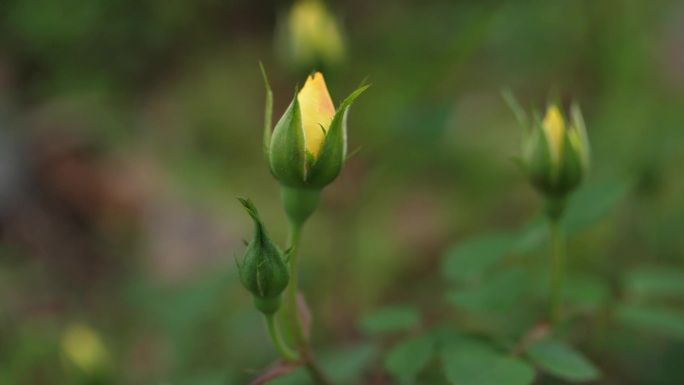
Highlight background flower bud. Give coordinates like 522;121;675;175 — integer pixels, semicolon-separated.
276;0;346;75
236;198;289;314
61;324;110;377
523;104;590;197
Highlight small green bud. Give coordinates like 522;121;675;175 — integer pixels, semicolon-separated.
262;70;368;190
522;103;590;198
236;198;289;314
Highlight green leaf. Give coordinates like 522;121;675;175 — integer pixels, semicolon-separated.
441;232;516;284
428;325;483;350
513;179;633;256
445;268;527;315
179;371;236;385
526;339;600;382
269;343;377;385
321;343;378;383
615;304;684;340
624;266;684;300
511;218;548;255
563;274;611;311
441;340;535;385
358;305;421;336
563;179;633;234
384;335;434;382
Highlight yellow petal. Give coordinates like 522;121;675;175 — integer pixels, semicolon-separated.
542;105;565;163
297;72;335;157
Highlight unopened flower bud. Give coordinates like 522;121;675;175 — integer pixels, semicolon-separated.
264;71;368;191
237;198;289;314
523;103;590;198
277;0;346;73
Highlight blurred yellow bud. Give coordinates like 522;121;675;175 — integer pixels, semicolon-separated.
61;324;109;375
278;0;346;72
522;103;590;197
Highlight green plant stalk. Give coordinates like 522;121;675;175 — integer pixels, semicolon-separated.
285;221;333;385
278;186;331;384
548;219;565;324
286;221;306;347
265;313;300;362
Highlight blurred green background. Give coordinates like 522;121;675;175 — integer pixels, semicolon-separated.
1;0;684;384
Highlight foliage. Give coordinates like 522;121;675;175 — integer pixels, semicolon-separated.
1;0;684;384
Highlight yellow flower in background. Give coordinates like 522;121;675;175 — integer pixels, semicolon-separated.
61;324;109;375
278;0;346;72
297;72;336;158
521;102;590;197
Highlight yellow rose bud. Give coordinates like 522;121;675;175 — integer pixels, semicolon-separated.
522;102;590;197
262;68;368;190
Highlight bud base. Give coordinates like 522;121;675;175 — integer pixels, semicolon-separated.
253;295;283;315
281;186;322;226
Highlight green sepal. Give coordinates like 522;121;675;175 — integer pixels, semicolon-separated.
269;89;308;188
525;121;555;195
305;84;370;188
501;87;529;131
260;62;274;164
284;247;293;263
346;146;363;162
236;198;289;306
570;102;590;172
556;130;584;194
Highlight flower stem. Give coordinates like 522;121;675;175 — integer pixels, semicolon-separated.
279;186;331;384
264;313;300;362
548;219;565;324
286;221;306;347
285;221;333;385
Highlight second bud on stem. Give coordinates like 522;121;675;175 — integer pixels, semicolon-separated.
237;198;290;315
